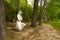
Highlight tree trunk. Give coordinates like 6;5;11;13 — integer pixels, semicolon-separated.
17;0;20;12
39;0;42;25
39;0;47;25
16;0;20;20
0;0;6;40
24;0;27;22
31;0;39;27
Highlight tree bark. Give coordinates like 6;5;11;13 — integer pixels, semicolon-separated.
17;0;20;12
16;0;20;20
24;0;27;22
31;0;39;27
0;0;6;40
39;0;47;25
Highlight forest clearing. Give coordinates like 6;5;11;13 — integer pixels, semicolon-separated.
0;0;60;40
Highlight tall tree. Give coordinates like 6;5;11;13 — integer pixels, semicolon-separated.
31;0;39;27
0;0;6;40
16;0;20;21
17;0;20;12
24;0;27;22
39;0;47;25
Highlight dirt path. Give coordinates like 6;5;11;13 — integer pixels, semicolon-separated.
6;23;60;40
57;30;60;36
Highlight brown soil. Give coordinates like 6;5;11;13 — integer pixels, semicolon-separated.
6;23;60;40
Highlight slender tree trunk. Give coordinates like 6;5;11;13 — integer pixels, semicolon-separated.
16;0;20;20
31;0;39;27
40;0;42;7
17;0;20;12
39;0;47;25
39;0;42;25
0;0;6;40
24;0;27;22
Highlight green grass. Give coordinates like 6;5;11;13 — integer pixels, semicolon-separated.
48;20;60;29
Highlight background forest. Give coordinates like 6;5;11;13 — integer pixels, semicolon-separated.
4;0;60;29
0;0;60;40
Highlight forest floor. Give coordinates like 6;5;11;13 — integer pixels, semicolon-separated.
6;22;60;40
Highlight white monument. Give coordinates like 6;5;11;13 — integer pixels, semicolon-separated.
15;11;26;31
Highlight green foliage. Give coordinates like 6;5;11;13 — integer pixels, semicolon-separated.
45;0;60;20
21;4;33;22
48;20;60;29
4;0;33;22
4;0;17;22
57;12;60;19
4;0;60;22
